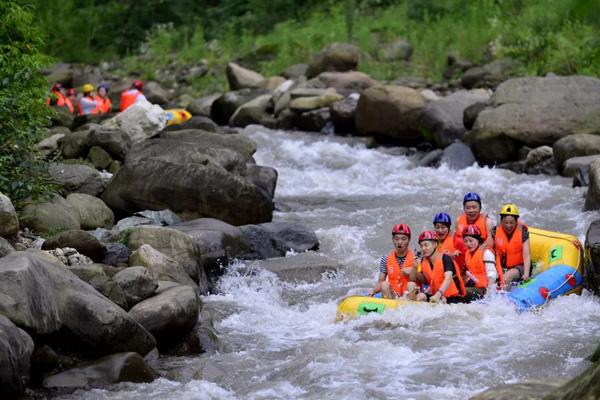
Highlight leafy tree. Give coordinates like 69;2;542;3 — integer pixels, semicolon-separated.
0;1;57;208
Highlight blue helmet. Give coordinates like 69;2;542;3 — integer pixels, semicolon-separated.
433;212;452;226
463;192;482;205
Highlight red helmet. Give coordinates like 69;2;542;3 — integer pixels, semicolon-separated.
51;83;63;92
132;79;144;90
462;224;481;238
418;230;437;243
392;223;411;237
67;88;77;96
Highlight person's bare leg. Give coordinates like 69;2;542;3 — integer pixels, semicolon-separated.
503;268;521;290
381;281;396;299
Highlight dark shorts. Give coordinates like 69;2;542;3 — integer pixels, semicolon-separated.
503;265;525;279
425;293;465;304
464;287;486;303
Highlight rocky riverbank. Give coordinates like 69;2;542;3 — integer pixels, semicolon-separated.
2;41;600;398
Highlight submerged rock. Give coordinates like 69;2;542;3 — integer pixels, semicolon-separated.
469;380;562;400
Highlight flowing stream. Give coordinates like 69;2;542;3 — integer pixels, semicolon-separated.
60;126;600;400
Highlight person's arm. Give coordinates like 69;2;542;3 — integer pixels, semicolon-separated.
522;239;531;280
483;248;497;284
483;216;494;248
368;272;386;296
431;271;453;303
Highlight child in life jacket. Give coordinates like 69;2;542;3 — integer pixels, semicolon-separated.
462;225;502;302
416;230;466;304
492;204;531;290
368;223;421;300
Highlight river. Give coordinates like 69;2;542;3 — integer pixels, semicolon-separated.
58;126;600;399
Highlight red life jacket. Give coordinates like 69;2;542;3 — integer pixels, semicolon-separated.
386;249;415;295
464;247;489;289
494;222;527;269
421;252;466;298
94;95;112;113
120;88;142;111
456;213;488;242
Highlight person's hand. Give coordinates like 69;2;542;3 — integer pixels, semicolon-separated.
522;272;530;281
367;290;375;297
430;291;443;303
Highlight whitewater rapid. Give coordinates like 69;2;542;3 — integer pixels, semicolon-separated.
58;126;600;400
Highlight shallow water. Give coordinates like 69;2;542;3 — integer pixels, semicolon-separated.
59;126;600;400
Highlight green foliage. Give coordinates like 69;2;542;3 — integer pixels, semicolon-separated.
0;1;58;209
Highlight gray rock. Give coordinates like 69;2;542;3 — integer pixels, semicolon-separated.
129;285;199;345
0;252;156;355
246;164;278;200
211;88;270;125
250;252;340;283
162;115;219;132
115;210;182;231
43;230;107;262
330;97;358;133
102;243;131;266
225;62;265;90
296;107;330;132
51;105;74;128
159;129;257;160
102;100;168;144
564;155;600;178
524;146;556;175
129;244;198;289
21;195;81;235
186;93;222;117
240;222;319;259
0;315;33;399
66;193;114;230
239;224;283;259
0;192;19;238
544;361;600;400
49;162;105;196
469;381;562;400
88;145;114;170
66;263;107;282
461;58;517;89
418;149;444;167
420;89;490;148
307;42;360;78
553;134;600;173
316;71;377;92
586;160;600;210
144;81;170;105
585;220;600;296
42;352;158;390
36;133;65;154
463;101;488;130
113;266;158;307
60;129;90;159
87;125;132;160
355;85;426;143
282;63;308;79
229;94;274;128
0;237;14;258
440;142;476;169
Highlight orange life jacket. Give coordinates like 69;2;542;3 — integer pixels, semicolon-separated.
456;213;488;242
46;92;74;113
421;252;465;298
438;233;466;270
464;247;489;289
78;95;100;116
386;249;415;296
494;222;527;269
120;88;142;111
94;95;112;113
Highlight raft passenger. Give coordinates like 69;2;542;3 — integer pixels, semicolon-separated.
368;224;421;300
46;83;74;113
433;212;466;268
492;204;531;290
95;82;112;114
455;192;494;248
462;225;501;301
120;79;146;111
78;83;99;116
417;230;466;304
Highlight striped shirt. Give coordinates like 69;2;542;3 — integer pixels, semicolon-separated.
379;254;407;274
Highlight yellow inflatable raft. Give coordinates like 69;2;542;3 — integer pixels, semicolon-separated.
336;227;585;321
165;109;192;126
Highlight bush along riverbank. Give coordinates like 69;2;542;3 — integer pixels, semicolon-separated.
2;4;600;397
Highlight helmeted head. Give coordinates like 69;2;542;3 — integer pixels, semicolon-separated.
499;203;520;234
82;83;94;94
391;223;411;254
132;80;144;90
51;83;63;93
433;212;452;240
97;82;109;96
463;192;482;221
418;230;438;257
462;224;482;250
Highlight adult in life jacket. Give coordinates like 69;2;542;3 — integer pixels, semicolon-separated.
95;82;112;114
78;83;100;116
120;80;146;111
492;204;531;290
368;223;421;300
433;212;466;269
46;83;74;113
462;225;502;302
417;230;466;304
66;88;78;110
454;192;494;248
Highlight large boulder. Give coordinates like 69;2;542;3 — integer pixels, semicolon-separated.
113;266;158;307
306;43;360;78
585;160;600;211
144;81;170;105
0;315;34;399
128;285;199;348
49;162;105;196
585;220;600;295
42;352;158;390
251;252;340;283
461;58;518;89
240;222;319;259
246;164;278;200
129;244;198;289
211;88;270;125
60;129;90;159
87;125;132;161
65;193;114;230
101;133;274;226
21;195;81;234
125;225;203;286
102;99;168;143
228;94;274;128
316;71;378;92
186;93;221;117
0;237;14;258
468;76;600;165
420;89;491;148
545;360;600;400
42;230;107;262
0;192;19;238
563;155;600;179
553;134;600;173
355;85;426;143
0;252;156;356
226;63;265;90
88;146;113;170
440;142;477;170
